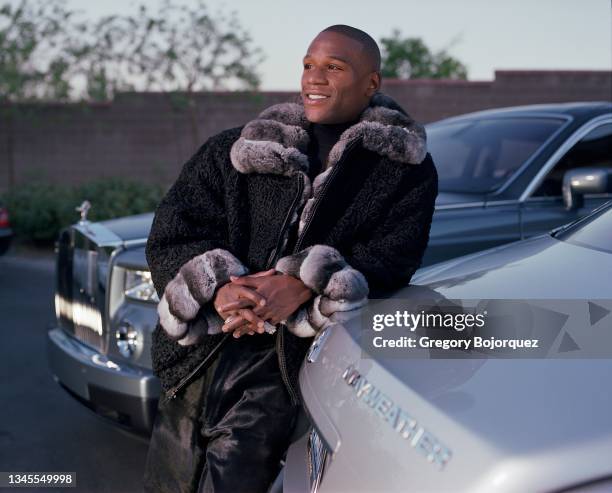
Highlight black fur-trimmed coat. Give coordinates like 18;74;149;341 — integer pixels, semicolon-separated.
145;92;438;402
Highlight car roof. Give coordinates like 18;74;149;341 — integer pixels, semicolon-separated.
431;101;612;123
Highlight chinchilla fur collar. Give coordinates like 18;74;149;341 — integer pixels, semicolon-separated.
229;92;427;178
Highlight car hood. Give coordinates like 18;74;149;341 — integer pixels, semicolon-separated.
299;234;612;491
98;212;153;242
410;233;611;298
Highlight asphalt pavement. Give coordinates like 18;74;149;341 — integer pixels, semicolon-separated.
0;253;150;493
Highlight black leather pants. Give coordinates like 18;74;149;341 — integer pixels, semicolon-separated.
198;333;299;492
143;333;299;493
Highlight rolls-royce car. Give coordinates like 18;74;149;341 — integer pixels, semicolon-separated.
283;200;612;493
422;101;611;264
0;200;13;255
46;102;611;439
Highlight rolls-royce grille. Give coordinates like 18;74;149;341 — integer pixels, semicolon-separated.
55;226;114;353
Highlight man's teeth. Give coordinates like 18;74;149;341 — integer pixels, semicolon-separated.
308;94;328;100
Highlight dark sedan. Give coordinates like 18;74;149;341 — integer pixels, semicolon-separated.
423;101;612;264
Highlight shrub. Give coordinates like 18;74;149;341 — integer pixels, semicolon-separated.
2;179;164;243
73;178;164;222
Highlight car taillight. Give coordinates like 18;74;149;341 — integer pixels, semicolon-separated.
0;208;9;228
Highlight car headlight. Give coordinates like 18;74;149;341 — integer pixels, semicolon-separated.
124;269;159;303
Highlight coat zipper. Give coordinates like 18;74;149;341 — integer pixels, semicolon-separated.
164;173;305;402
265;174;305;268
293;139;359;254
269;172;305;405
276;323;300;404
277;139;361;403
164;334;230;402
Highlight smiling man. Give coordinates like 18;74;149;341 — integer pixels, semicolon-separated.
302;26;382;124
143;25;438;493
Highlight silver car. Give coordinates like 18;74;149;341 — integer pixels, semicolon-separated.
48;214;158;435
46;102;611;439
283;200;612;492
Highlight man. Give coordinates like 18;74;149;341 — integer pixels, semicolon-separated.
143;25;438;493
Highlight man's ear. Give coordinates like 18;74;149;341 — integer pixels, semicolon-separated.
366;71;381;97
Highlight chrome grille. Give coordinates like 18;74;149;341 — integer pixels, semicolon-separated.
54;223;121;353
307;428;330;493
71;246;104;350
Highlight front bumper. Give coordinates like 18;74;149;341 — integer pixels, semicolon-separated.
47;327;160;435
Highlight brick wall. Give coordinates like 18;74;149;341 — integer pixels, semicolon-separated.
1;70;610;192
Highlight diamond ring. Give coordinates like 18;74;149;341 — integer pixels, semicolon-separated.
263;321;277;334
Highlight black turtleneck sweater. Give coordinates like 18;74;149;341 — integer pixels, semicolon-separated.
306;120;356;179
283;119;357;255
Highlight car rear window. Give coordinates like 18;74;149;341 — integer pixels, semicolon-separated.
427;117;565;194
557;202;612;254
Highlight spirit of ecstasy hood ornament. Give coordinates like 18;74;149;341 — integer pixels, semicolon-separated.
76;200;91;224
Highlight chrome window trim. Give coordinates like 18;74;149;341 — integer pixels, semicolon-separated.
519;114;612;202
426;111;572;129
523;195;564;202
483;199;521;207
429;113;573;197
435;201;485;211
522;193;612;204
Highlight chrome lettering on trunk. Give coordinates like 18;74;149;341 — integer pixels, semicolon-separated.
342;365;452;470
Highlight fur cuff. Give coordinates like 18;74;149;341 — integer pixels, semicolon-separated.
174;304;226;346
282;305;317;338
157;248;248;339
277;245;369;339
283;294;369;338
275;245;369;300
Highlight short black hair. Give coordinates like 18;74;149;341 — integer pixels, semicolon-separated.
320;25;381;72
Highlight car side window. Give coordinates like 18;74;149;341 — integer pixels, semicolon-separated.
428;117;564;194
533;123;612;197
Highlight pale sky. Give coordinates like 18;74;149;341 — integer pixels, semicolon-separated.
51;0;612;90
